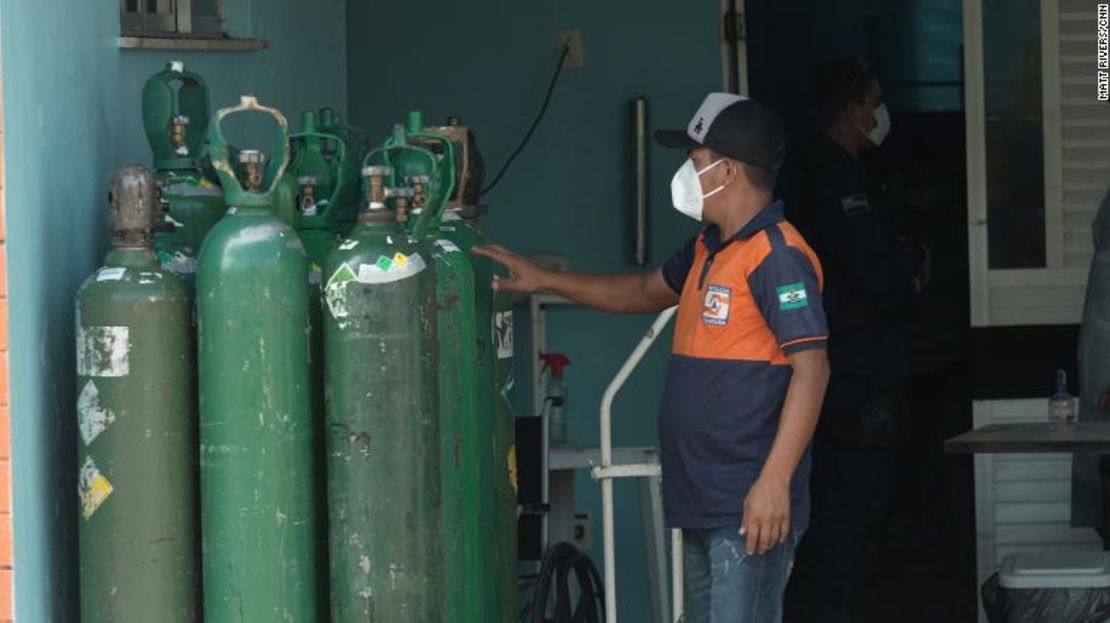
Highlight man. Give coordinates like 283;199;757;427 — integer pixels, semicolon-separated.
1073;187;1110;533
475;94;830;622
784;59;925;623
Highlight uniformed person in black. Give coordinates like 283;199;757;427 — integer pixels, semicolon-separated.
784;58;927;623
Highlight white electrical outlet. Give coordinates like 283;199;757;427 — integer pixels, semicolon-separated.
555;29;585;69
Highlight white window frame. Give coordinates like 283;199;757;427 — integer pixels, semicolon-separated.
120;0;225;38
966;0;1086;328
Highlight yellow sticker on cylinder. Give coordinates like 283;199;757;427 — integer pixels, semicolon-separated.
507;445;519;495
392;252;409;268
79;457;113;520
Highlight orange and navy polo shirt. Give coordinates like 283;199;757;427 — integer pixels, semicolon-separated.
658;200;828;531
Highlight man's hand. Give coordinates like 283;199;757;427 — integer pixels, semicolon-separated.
472;245;551;294
740;475;791;556
913;244;933;295
471;245;679;313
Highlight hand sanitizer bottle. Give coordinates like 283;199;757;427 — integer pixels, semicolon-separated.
1049;369;1077;425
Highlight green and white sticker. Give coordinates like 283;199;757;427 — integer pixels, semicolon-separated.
324;263;358;322
777;282;808;310
356;253;427;285
494;311;514;359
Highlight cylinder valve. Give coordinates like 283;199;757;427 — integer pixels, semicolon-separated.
407;175;431;215
362;165;393;207
239;150;266;191
298;176;319;211
109;164;159;248
169;115;190;155
385;187;415;223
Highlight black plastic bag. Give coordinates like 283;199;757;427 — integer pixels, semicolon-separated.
982;573;1110;623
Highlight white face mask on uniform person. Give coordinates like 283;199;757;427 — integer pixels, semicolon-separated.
858;102;891;146
670;157;728;221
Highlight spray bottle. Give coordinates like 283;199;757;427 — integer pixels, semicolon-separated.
1049;369;1077;425
541;353;572;446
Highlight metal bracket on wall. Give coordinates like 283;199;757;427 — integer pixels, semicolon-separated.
723;5;746;43
117;37;267;51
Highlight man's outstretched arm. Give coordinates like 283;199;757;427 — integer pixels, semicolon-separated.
473;245;679;314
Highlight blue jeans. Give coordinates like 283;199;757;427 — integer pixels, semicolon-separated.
683;528;802;623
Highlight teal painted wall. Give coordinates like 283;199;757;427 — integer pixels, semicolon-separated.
0;2;347;619
346;2;722;618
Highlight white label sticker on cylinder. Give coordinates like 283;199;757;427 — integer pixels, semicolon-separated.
77;380;116;446
435;239;462;254
494;311;514;359
96;267;127;282
77;326;131;377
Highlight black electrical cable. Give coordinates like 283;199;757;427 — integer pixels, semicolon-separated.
480;45;571;197
527;542;606;623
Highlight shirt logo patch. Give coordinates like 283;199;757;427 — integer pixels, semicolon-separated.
703;285;731;326
841;193;871;216
777;282;809;310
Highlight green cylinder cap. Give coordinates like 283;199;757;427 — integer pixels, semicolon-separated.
407;111;425;133
300;110;318;134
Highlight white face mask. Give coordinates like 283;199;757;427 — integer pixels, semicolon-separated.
861;103;891;146
670;158;727;221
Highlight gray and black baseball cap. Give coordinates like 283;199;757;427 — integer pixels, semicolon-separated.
654;93;786;173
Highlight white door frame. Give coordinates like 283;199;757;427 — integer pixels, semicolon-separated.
720;0;750;95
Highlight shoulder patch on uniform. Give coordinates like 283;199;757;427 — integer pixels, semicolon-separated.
840;193;871;216
777;282;809;310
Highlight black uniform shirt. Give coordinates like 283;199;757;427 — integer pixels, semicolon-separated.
792;135;918;400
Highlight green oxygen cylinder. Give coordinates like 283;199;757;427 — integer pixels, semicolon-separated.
400;114;521;621
197;96;318;622
318;108;367;233
76;165;197;622
425;118;519;623
386;113;527;620
291;108;362;276
439;210;519;623
381;117;497;621
142;61;226;287
323;166;444;621
413;175;487;623
291;109;361;621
